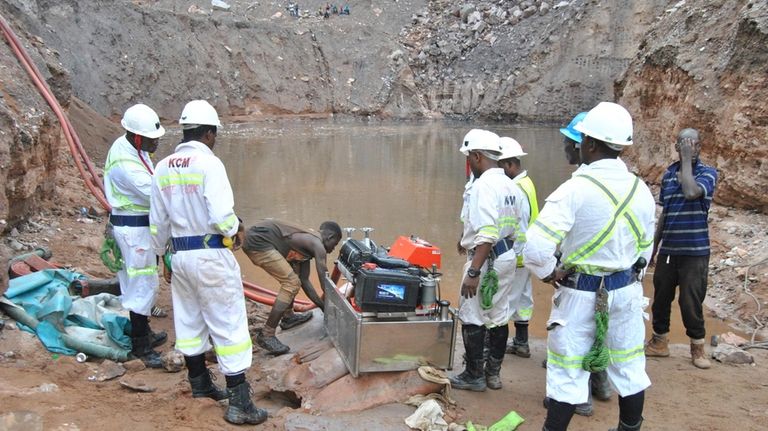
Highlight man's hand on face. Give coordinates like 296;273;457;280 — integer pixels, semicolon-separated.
677;137;695;161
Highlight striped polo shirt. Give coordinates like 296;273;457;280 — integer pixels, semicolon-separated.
658;160;718;256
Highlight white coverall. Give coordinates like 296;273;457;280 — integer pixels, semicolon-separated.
150;141;251;375
459;168;526;327
104;136;158;316
508;170;536;322
523;158;655;405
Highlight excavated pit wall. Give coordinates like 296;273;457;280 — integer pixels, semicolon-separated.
618;0;768;211
0;16;70;226
0;0;767;221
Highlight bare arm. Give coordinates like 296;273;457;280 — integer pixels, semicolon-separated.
461;242;492;298
678;137;704;200
296;261;324;310
650;211;665;266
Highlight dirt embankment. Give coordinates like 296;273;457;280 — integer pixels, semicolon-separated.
618;0;768;211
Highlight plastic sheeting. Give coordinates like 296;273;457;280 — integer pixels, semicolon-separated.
4;269;131;355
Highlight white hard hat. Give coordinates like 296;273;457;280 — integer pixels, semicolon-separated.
459;129;502;156
574;102;633;147
498;137;527;159
179;100;222;128
121;104;165;139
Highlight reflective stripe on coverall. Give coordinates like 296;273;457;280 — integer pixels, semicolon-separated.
104;136;158;315
508;171;538;322
150;141;251;375
523;158;655;405
459;168;526;327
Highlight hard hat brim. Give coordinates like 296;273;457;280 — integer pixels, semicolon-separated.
142;125;166;139
559;127;581;143
573;123;632;146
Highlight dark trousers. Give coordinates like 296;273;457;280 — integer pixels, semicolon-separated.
652;254;710;340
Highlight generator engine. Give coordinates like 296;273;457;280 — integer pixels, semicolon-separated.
336;234;442;313
326;229;456;377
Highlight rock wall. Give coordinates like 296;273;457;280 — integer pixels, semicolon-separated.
2;0;426;121
617;0;768;211
398;0;669;122
0;16;69;226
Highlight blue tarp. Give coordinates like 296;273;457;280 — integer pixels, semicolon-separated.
5;269;131;355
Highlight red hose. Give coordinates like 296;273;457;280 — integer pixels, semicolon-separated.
0;13;110;210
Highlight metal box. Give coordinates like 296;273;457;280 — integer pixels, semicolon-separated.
324;279;458;377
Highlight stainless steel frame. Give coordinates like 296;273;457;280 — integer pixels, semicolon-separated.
324;277;458;377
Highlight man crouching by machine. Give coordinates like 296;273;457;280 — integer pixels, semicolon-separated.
452;129;527;391
243;219;342;355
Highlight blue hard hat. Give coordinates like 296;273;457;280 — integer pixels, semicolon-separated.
559;111;588;144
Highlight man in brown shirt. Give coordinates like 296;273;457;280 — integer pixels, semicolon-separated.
243;219;341;355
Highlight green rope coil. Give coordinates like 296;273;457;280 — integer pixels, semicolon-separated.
582;309;610;372
100;237;124;273
479;268;499;310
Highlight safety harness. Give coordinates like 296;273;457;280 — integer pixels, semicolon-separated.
572;174;643;372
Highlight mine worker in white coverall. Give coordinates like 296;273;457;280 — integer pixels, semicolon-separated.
523;102;655;431
150;100;267;426
496;137;538;359
450;129;526;392
104;104;167;368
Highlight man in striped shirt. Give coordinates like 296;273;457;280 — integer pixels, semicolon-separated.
645;128;718;369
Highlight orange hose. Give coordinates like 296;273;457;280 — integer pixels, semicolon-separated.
243;285;316;312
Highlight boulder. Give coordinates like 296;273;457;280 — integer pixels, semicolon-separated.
460;5;477;23
712;344;754;365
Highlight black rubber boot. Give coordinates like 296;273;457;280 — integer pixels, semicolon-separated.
450;325;487;392
543;398;576;431
485;357;503;390
224;381;268;425
279;311;313;330
256;299;292;355
189;370;230;401
130;335;163;368
609;418;643;431
149;329;168;348
591;370;612;401
544;395;593;417
485;324;508;390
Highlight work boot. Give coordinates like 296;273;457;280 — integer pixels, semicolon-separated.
150;329;168;348
130;335;163;368
485;357;503;390
224;381;268;425
484;324;508;390
450;359;487;392
544;396;593;417
690;339;711;369
279;311;313;330
644;333;670;357
609;418;643;431
591;371;612;401
450;324;487;392
189;369;230;401
506;338;531;358
255;329;290;356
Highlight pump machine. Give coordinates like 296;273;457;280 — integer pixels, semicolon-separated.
325;228;457;377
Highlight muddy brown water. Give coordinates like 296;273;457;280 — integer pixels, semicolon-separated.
202;119;733;344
